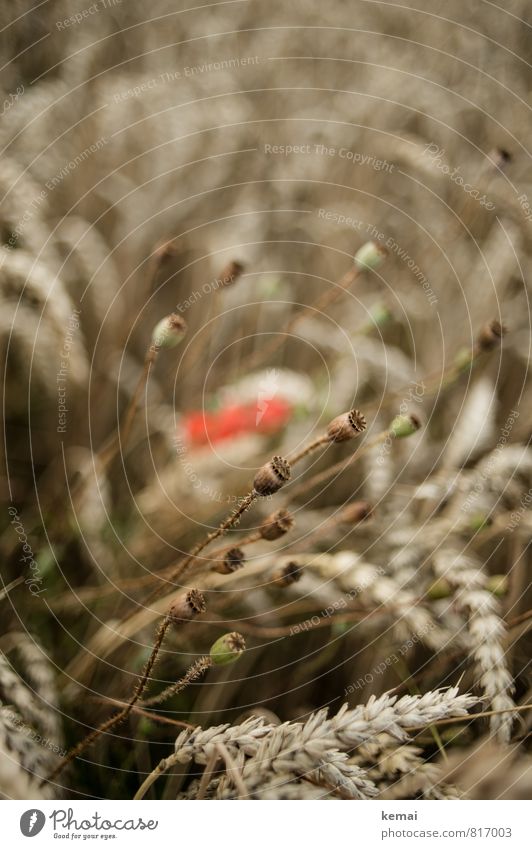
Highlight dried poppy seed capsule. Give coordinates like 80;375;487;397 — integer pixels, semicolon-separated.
354;241;387;271
213;547;245;575
151;313;187;349
272;561;302;588
253;456;291;496
168;588;206;624
209;631;246;666
340;500;374;524
390;413;421;438
477;319;506;352
327;409;367;443
488;147;512;171
218;260;245;287
259;508;295;541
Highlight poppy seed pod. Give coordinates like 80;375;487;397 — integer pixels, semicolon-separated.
153;238;178;265
390;413;421;438
272;561;303;588
168;588;206;624
151;313;187;349
477;320;506;352
253;455;291;496
327;409;367;443
218;260;245;287
340;500;374;524
259;508;295;541
368;302;392;329
488;147;512;171
354;241;387;271
214;547;245;575
209;631;246;666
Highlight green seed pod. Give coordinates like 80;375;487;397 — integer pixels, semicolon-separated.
354;241;387;271
209;632;246;666
368;302;392;329
454;346;474;373
390;413;421;438
151;313;187;349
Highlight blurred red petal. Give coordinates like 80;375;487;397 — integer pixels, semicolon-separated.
183;398;292;445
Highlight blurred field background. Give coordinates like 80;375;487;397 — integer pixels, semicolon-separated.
0;0;531;800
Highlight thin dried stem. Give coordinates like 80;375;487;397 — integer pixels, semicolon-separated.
139;420;370;606
133;739;249;801
195;531;261;571
149;490;259;598
98;346;158;470
121;529;263;596
286;430;389;503
141;656;212;707
46;617;170;784
134;748;191;801
216;530;262;553
363;334;500;419
94;697;193;728
288;434;330;465
217;741;249;798
246;264;360;371
116;350;157;457
196;748;221;800
407;702;532;731
152;423;356;595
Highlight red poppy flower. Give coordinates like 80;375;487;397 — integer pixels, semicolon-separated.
184;397;292;446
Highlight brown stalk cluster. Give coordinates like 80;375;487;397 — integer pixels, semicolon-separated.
46;222;511;799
